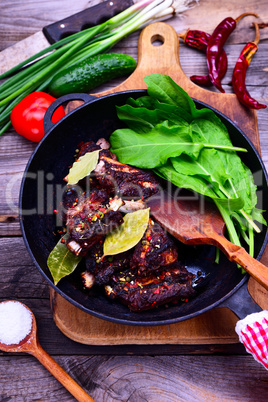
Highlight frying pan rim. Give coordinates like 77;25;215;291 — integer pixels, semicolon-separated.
19;89;268;326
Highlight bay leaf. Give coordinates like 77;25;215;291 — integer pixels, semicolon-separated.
67;150;99;185
47;234;82;285
103;208;150;256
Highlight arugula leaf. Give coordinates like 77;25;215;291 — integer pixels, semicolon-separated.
116;100;189;133
144;74;195;113
116;104;156;133
111;73;266;259
192;117;232;145
68;150;99;185
47;234;82;285
155;162;219;199
110;122;204;168
171;149;231;192
110;121;245;170
103;208;150;257
192;115;260;234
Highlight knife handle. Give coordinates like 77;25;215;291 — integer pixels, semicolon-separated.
43;0;134;44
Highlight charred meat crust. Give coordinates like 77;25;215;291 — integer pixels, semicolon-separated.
130;219;178;276
82;218;178;286
78;139;117;160
105;263;195;312
94;156;159;199
62;139;196;311
66;188;123;256
78;139;159;200
85;242;132;286
81;217;195;311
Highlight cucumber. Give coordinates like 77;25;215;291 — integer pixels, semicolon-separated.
48;53;136;97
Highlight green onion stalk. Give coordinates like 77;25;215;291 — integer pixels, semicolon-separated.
0;0;197;136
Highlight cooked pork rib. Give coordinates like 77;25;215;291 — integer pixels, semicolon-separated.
83;242;132;286
65;139;159;212
80;216;178;285
78;139;117;160
130;219;178;276
94;155;159;200
78;139;159;198
105;262;195;311
62;139;196;312
66;188;123;256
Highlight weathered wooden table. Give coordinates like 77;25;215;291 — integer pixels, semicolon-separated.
1;0;268;400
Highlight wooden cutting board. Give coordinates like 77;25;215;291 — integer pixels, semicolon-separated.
50;22;268;346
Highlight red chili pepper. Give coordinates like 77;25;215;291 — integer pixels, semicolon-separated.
179;30;227;87
232;23;266;110
179;30;211;52
10;91;65;142
206;12;258;93
191;50;228;87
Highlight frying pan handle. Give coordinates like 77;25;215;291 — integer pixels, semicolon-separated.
43;93;96;135
217;281;262;319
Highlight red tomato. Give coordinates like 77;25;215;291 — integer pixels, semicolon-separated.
10;91;65;142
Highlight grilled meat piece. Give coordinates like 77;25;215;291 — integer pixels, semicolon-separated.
78;139;117;160
130;219;178;276
63;140;116;183
83;242;132;286
58;187;81;224
105;262;195;311
62;187;80;210
66;188;123;256
94;155;159;200
68;139;159;210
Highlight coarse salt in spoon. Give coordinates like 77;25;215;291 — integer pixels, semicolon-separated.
0;300;95;402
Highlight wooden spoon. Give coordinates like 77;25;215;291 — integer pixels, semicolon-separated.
0;301;95;402
147;190;268;290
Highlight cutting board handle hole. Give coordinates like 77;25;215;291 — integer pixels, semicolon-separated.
151;34;165;47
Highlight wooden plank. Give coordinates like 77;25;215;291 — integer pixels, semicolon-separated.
0;237;239;346
0;0;97;50
0;237;248;355
1;234;266;351
0;0;267;339
0;0;267;52
1;1;268;399
51;289;240;346
1;20;268;346
1;354;268;401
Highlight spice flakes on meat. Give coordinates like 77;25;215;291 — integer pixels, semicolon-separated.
60;139;196;311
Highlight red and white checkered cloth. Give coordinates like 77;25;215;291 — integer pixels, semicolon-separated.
235;311;268;370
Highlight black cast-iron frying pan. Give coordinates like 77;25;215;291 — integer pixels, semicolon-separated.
19;91;268;325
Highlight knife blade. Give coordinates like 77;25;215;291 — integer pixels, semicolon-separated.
0;0;133;76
